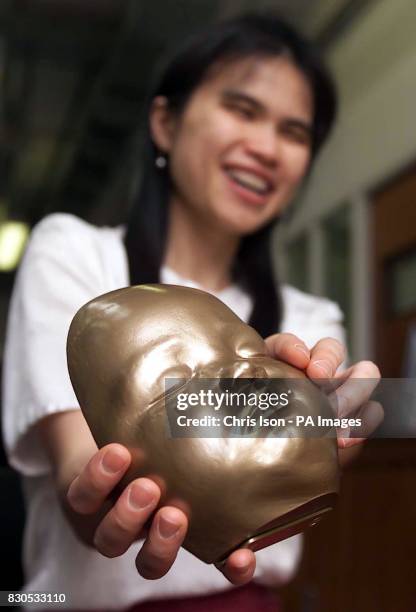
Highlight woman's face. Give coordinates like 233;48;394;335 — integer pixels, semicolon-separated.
151;55;314;236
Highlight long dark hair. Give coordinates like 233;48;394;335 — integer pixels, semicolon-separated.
124;13;337;337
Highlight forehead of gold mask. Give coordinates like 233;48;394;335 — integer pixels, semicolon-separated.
67;284;268;418
70;284;265;368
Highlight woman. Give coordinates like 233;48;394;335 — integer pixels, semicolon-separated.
2;13;380;612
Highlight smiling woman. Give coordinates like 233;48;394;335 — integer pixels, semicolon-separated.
151;55;313;227
1;11;383;612
125;14;337;339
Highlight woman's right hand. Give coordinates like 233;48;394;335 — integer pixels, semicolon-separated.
66;443;256;584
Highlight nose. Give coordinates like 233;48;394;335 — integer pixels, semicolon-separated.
245;125;279;168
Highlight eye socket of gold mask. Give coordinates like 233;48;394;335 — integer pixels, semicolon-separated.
67;284;339;564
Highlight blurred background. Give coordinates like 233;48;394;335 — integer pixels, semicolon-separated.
0;1;415;610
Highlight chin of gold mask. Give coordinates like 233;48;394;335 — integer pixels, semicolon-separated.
67;284;339;564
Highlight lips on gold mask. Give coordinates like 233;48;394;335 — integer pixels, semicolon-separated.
67;284;339;564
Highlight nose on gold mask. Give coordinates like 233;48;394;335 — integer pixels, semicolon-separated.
67;284;339;564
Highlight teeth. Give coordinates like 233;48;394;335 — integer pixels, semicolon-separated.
227;169;271;194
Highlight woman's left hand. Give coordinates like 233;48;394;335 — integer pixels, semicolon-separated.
265;333;383;448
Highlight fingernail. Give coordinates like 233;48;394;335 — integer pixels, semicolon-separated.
93;532;105;551
128;484;154;510
158;515;181;539
295;344;310;359
232;553;251;573
93;532;114;557
234;561;250;573
312;360;332;377
67;489;84;511
336;394;348;417
67;481;88;512
337;428;350;447
101;450;126;474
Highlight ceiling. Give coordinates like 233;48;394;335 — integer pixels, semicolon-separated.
0;0;371;227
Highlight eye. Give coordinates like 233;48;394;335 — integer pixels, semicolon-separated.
225;102;256;120
282;126;311;146
148;366;193;407
236;106;255;119
160;365;193;394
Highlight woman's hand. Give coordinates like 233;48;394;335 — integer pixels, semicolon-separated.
265;333;382;448
66;444;256;584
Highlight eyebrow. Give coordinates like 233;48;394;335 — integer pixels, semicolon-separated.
221;89;264;112
221;88;313;135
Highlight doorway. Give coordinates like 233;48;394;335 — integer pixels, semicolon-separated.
372;163;416;377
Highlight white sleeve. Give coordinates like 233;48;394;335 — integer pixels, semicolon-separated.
1;213;106;476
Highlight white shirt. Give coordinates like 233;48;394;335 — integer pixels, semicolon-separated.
2;213;345;610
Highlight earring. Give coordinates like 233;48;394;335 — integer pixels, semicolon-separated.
155;155;167;169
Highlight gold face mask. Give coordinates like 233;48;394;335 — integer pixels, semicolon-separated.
67;284;339;564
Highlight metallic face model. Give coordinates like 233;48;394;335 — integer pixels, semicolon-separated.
67;284;339;564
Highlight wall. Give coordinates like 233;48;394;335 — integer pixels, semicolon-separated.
276;0;416;360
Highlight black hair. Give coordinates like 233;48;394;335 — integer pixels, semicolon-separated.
124;13;337;337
